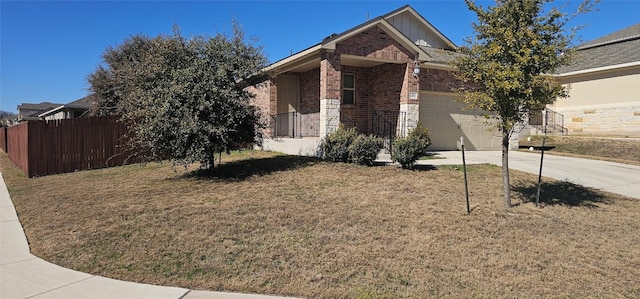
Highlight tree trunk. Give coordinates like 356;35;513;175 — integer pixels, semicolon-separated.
502;132;512;208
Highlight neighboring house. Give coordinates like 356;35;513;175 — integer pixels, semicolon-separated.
551;23;640;136
38;96;92;121
251;5;515;154
17;102;63;122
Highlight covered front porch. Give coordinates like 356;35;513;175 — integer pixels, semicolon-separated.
265;51;419;141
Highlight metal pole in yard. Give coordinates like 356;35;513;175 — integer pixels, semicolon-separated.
535;137;545;207
461;136;470;214
536;110;547;207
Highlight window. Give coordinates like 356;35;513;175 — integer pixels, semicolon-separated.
342;73;355;105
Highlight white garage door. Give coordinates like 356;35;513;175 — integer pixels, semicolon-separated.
419;93;502;151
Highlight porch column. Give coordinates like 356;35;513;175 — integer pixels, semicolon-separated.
400;59;420;136
319;51;341;137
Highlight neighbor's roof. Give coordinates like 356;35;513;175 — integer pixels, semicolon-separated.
17;102;63;111
38;95;92;118
556;23;640;74
65;95;93;109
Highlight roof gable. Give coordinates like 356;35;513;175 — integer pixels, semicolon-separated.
265;5;458;74
383;5;456;50
322;19;429;61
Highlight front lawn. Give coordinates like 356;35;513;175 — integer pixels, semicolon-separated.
2;151;639;298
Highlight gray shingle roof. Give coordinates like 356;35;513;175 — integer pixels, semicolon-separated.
17;102;63;110
556;23;640;74
66;95;93;109
579;23;640;49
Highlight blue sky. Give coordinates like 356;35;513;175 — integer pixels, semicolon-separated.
1;0;639;114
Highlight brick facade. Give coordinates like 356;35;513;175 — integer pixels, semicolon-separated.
320;51;341;100
340;65;373;133
247;79;276;136
338;62;420;134
335;25;418;134
251;24;466;138
299;68;320;114
335;26;413;62
418;68;460;93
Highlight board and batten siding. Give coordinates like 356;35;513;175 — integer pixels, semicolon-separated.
386;11;449;49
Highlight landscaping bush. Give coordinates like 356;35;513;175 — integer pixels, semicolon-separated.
408;123;431;156
320;126;358;162
391;136;420;169
392;125;432;169
349;135;383;166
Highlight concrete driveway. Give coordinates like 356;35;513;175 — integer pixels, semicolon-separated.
424;150;640;200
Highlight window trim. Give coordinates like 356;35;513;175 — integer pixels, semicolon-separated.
342;73;355;105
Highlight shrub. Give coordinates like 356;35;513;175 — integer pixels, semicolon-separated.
349;135;383;166
320;126;358;162
392;125;432;169
391;136;420;169
408;123;431;156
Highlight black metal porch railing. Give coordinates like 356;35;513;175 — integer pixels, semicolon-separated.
528;108;568;135
270;112;320;138
371;110;406;154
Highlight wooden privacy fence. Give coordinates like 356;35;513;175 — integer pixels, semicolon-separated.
6;116;132;177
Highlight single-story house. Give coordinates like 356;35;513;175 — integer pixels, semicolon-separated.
17;102;63;122
250;5;517;155
38;95;92;121
550;23;640;136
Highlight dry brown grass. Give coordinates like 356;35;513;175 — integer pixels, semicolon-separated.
2;151;640;298
520;135;640;166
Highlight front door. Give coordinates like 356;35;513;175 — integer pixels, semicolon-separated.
276;75;300;137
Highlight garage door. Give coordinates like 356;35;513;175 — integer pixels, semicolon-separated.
419;93;501;150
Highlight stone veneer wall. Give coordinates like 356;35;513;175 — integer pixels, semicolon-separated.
400;103;419;136
320;99;341;137
557;102;640;136
319;52;341;137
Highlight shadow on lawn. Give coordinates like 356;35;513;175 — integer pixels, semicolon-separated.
512;180;609;208
183;155;321;181
412;164;438;171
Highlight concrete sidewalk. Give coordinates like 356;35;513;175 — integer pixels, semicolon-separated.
418;151;640;200
0;172;299;299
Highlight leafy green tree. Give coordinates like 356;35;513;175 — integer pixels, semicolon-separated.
88;24;268;168
451;0;596;207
